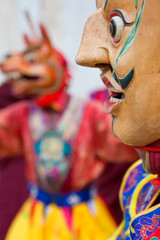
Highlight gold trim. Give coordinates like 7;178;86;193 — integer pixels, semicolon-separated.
119;159;142;212
130;202;160;226
108;220;125;240
130;174;157;217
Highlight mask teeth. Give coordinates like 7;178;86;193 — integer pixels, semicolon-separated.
7;72;21;79
109;96;123;103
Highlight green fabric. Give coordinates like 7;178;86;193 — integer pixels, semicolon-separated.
113;0;146;73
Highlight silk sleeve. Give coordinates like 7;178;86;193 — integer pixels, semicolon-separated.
0;101;29;158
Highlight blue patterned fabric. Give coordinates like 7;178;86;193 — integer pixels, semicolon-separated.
121;161;157;236
110;160;159;240
29;184;96;207
130;205;160;240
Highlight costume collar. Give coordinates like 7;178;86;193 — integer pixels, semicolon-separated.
134;146;160;152
35;89;70;112
35;70;71;111
134;139;160;152
134;139;160;177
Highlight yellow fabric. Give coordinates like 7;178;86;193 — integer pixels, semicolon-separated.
5;196;117;240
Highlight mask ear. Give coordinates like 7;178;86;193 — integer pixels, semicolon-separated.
40;24;52;47
23;34;31;47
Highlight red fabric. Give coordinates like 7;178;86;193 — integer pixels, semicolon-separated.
148;140;160;176
0;83;29;240
90;89;109;102
36;70;70;109
0;98;138;191
134;139;160;176
134;146;160;152
0;101;36;183
145;227;160;239
0;92;139;230
71;100;138;189
151;177;160;185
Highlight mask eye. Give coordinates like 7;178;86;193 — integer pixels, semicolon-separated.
109;16;125;42
25;53;37;63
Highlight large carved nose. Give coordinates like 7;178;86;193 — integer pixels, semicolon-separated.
76;9;110;68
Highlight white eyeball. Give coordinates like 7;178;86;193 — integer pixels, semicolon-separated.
109;16;125;42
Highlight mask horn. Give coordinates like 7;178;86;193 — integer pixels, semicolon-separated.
40;24;52;46
23;34;31;46
25;11;38;40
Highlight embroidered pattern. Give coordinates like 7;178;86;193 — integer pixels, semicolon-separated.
131;211;160;240
35;130;71;182
111;161;158;240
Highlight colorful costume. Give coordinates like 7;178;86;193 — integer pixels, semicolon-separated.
1;97;113;240
0;23;138;240
109;160;160;240
1;94;129;240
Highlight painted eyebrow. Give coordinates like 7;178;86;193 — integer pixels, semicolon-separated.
23;45;41;54
110;10;134;25
104;0;109;9
96;0;109;9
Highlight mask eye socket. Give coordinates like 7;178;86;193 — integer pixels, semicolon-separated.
25;53;37;63
109;16;125;42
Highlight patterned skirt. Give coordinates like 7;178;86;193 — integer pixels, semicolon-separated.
5;186;117;240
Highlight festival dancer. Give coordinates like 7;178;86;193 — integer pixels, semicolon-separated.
76;0;160;239
0;22;138;240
